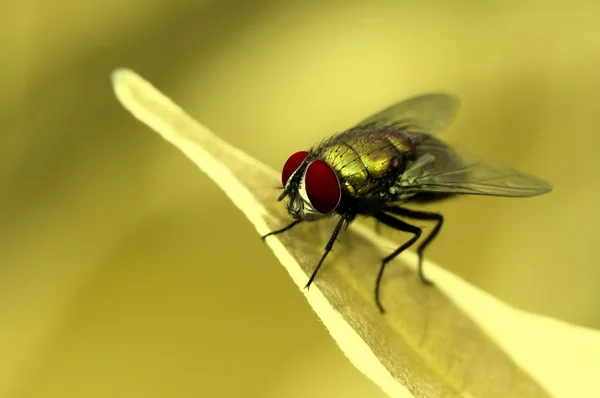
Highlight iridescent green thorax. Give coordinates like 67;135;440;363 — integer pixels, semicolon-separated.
314;127;414;196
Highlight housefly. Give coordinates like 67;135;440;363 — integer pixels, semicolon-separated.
262;93;552;313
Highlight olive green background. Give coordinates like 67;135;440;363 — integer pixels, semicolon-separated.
1;1;598;397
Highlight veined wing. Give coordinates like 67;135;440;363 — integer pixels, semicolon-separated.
398;133;552;197
356;93;460;135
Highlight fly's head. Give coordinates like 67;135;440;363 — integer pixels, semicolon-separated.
278;151;341;221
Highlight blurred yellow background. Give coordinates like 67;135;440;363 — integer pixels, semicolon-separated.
1;0;599;397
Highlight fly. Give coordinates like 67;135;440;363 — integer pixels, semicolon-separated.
261;93;552;313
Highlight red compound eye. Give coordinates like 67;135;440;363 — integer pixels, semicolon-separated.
305;160;341;214
282;151;309;186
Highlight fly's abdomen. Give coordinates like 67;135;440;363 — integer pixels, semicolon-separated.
317;128;414;196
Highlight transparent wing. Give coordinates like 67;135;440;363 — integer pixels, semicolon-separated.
398;134;553;197
356;93;460;135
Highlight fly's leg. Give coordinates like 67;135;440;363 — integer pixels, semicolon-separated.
262;218;346;290
373;212;422;313
385;207;443;285
305;217;346;289
261;220;302;241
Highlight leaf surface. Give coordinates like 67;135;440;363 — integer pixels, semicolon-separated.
111;69;600;398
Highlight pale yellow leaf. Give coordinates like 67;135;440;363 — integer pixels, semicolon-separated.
111;68;600;398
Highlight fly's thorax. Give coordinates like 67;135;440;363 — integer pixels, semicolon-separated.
316;128;414;197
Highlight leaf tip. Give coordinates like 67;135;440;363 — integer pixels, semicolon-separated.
110;68;135;85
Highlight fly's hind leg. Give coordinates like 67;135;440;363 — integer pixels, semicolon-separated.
373;212;422;313
385;206;443;285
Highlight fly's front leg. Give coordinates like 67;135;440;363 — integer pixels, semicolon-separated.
261;220;302;241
